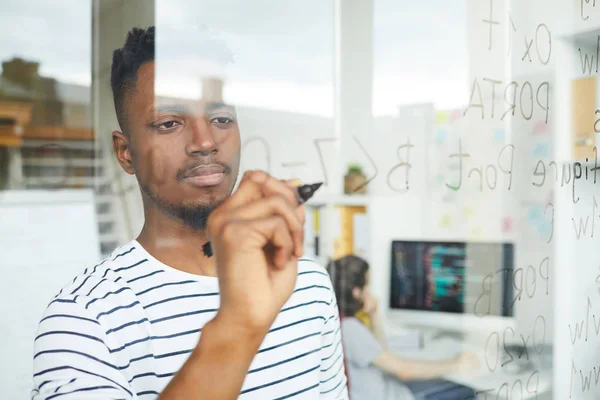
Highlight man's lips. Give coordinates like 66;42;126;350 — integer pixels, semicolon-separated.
183;164;226;187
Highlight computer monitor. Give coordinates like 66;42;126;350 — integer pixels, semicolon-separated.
388;240;515;332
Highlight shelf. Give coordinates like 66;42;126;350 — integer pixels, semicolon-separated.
0;135;23;147
306;192;370;206
23;157;103;168
23;176;110;186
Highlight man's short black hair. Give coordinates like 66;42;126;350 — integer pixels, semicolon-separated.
110;26;155;133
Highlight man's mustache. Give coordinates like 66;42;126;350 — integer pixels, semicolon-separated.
176;159;232;181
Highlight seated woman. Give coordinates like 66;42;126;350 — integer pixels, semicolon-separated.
327;255;479;400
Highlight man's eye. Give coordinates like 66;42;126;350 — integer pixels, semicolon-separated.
212;117;233;125
155;120;181;130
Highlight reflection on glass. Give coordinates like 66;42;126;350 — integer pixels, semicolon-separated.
4;1;599;399
0;2;95;398
0;0;92;191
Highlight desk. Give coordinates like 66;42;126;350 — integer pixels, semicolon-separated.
386;327;552;399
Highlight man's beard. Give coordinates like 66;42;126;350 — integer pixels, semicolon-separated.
139;182;226;231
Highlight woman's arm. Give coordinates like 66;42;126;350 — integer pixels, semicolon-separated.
369;311;388;349
362;294;387;348
353;294;479;382
372;351;479;381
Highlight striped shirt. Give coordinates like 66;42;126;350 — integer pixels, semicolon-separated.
31;241;348;399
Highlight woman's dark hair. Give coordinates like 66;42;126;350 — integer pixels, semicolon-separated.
326;255;369;317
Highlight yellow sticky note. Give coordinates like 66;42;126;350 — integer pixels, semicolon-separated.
441;214;452;228
435;110;449;124
463;207;475;219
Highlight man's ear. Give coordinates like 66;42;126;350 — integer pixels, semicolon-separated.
352;287;362;300
112;130;134;175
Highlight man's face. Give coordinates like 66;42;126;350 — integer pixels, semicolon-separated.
114;61;241;230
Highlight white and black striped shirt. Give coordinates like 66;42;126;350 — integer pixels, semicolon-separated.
32;241;348;399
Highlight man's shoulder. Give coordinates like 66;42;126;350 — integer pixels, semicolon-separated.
297;257;330;277
37;241;149;333
48;241;142;306
297;257;333;289
291;258;336;311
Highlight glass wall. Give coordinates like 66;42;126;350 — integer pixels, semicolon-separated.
2;1;598;399
0;1;95;397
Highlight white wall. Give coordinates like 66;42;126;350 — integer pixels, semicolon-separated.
0;190;101;400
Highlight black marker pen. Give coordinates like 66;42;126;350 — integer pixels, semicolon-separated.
202;182;323;257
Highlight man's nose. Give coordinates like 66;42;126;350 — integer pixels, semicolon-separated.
185;116;217;156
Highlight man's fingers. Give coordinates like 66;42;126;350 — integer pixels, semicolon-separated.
224;176;264;209
231;196;304;257
226;171;298;210
212;171;305;259
282;178;302;188
242;215;294;270
245;171;298;207
250;173;305;238
269;217;295;269
282;178;306;229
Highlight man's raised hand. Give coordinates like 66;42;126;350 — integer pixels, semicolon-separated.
206;170;305;334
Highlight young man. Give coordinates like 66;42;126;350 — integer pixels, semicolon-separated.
32;26;348;400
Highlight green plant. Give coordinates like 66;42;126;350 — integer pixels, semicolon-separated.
347;163;363;175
